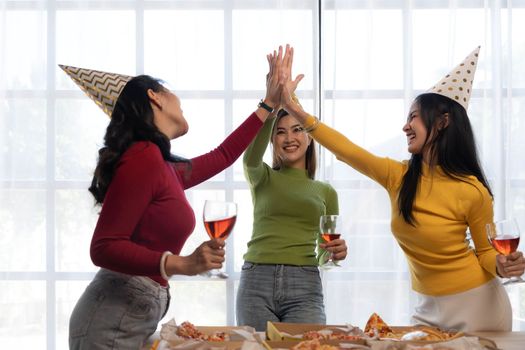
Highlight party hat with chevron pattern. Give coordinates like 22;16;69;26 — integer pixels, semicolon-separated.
59;65;133;117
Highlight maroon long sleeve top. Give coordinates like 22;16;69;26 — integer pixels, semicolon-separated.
90;113;263;286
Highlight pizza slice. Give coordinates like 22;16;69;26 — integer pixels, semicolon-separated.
176;321;205;340
364;313;393;337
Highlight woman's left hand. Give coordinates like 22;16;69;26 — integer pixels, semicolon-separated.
496;251;525;278
264;45;284;108
319;239;348;261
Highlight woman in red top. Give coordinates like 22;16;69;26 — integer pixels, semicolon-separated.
67;46;290;350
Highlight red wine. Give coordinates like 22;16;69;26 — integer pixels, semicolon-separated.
322;233;341;242
204;216;237;239
491;236;520;255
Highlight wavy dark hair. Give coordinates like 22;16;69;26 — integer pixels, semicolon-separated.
89;75;189;205
398;93;492;225
270;109;317;179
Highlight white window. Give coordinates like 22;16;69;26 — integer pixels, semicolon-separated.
1;1;524;349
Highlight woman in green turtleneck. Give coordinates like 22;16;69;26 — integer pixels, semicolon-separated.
236;107;348;331
236;90;348;330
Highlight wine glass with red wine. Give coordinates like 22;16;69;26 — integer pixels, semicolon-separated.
202;200;237;278
486;218;524;285
319;215;342;269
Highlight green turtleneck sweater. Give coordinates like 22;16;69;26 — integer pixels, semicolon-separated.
242;118;339;266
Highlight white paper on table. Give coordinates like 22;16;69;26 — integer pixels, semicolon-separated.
231;329;257;341
369;336;487;350
159;318;255;342
239;340;266;350
335;324;367;337
160;319;181;342
155;339;265;350
339;343;371;349
157;318;261;350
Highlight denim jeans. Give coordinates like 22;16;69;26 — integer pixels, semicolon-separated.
236;262;325;331
69;268;170;350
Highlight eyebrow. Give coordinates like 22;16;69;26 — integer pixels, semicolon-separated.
277;124;302;130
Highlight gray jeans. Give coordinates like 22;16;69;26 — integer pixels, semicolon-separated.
236;262;325;331
69;268;170;350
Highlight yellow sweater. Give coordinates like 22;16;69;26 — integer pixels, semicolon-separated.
306;116;497;296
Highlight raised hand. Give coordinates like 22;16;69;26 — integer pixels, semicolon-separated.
280;75;308;124
282;44;304;100
264;45;284;109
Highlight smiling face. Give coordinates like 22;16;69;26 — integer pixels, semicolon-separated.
272;114;311;169
402;102;429;156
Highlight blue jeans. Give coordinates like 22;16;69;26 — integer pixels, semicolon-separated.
236;262;325;331
69;269;170;350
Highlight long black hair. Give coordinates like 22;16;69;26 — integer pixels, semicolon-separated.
398;93;492;225
271;109;317;179
89;75;189;205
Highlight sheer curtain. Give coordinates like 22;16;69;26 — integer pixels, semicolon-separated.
0;1;524;349
322;0;525;330
0;1;318;349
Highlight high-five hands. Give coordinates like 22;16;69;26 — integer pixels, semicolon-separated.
278;46;307;120
265;44;304;112
280;44;304;104
264;45;284;109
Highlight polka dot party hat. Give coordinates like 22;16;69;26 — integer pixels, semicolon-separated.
59;64;133;117
428;46;480;111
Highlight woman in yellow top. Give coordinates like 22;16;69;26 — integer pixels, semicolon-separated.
280;47;525;332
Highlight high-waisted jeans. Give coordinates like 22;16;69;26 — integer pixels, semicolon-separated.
236;262;325;331
69;268;170;350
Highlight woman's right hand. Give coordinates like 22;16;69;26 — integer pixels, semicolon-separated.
496;251;525;278
166;239;226;276
319;238;348;261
